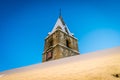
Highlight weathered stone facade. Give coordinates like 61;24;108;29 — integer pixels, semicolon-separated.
42;16;80;62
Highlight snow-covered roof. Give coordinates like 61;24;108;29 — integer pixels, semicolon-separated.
49;16;73;36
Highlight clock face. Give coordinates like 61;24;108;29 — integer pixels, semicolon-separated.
46;51;53;61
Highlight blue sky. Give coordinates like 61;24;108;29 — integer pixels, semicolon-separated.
0;0;120;72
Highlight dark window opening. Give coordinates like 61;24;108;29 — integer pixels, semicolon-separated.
49;40;53;47
66;40;70;48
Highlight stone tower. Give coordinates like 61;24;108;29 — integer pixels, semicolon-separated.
42;15;80;62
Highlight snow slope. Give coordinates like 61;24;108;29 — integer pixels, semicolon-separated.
0;47;120;80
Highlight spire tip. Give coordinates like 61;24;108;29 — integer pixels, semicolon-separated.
59;8;61;17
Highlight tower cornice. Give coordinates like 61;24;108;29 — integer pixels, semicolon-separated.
45;29;78;41
42;43;80;55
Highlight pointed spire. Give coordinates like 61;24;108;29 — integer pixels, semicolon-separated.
48;10;74;36
59;8;62;18
58;9;65;25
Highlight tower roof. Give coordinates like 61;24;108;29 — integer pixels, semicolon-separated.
49;16;73;36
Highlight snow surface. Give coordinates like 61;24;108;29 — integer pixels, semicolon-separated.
0;47;120;80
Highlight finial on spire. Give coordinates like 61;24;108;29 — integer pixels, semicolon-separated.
59;8;61;17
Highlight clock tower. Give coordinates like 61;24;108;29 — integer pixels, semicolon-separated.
42;15;80;62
